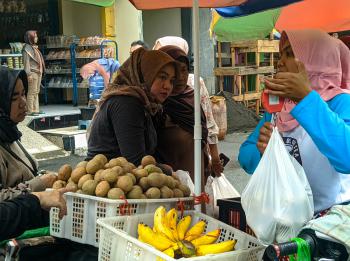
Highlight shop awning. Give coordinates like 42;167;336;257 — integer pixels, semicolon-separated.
212;0;350;42
129;0;247;10
69;0;115;7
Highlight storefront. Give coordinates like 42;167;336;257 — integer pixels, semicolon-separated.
0;0;116;106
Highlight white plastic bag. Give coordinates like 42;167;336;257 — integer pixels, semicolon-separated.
205;174;240;218
175;170;195;195
241;127;314;244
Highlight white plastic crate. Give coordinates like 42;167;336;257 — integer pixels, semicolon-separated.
97;211;265;261
50;192;194;247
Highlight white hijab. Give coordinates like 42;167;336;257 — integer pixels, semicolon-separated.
153;36;189;55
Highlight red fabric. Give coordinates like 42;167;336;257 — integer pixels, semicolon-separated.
194;192;210;205
129;0;246;10
276;0;350;33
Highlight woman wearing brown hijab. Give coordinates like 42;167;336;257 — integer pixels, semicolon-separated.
22;30;45;115
87;48;178;167
154;45;210;185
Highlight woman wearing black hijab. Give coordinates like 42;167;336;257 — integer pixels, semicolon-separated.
0;67;56;201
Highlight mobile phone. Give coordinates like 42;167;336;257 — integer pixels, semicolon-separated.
219;153;230;167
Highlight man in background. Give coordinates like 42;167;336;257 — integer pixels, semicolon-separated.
129;40;149;54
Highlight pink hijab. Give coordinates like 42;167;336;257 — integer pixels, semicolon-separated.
276;29;350;132
153;36;189;55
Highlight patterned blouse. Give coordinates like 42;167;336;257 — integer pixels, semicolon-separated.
187;74;219;145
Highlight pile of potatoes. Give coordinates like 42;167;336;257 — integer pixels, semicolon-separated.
52;154;191;200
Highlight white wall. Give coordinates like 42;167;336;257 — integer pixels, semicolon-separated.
61;0;102;37
115;0;143;63
142;9;182;49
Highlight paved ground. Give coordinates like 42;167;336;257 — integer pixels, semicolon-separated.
38;131;253;194
217;131;252;194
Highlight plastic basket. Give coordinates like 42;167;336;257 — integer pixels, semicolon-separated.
217;197;255;236
50;192;194;247
97;211;265;261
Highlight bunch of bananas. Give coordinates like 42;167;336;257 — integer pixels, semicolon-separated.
137;206;236;259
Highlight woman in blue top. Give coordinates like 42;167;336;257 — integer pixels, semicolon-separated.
238;29;350;213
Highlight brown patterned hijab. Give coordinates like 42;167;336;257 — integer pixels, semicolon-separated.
98;47;178;116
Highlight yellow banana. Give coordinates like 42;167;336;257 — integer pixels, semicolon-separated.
196;240;237;256
163;247;175;257
184;220;206;241
166;208;179;241
154;206;177;242
191;229;221;247
138;235;144;243
137;224;174;251
155;247;175;261
177;215;191;240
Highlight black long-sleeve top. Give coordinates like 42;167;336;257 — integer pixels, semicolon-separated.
0;194;48;241
87;95;157;165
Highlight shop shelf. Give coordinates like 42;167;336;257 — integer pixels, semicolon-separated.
0;53;22;57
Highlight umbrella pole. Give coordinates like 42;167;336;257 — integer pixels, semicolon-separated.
192;0;202;211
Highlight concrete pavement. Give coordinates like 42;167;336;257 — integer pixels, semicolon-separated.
217;131;252;194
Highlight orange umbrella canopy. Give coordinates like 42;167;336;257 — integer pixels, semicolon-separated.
129;0;247;10
276;0;350;32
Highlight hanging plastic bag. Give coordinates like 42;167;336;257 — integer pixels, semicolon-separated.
205;174;240;218
175;170;194;195
241;127;314;244
205;176;215;217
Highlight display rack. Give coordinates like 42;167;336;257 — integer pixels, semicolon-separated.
0;53;23;70
215;39;279;115
44;39;117;106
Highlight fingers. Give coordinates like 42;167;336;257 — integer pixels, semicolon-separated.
257;123;273;154
261;122;273;133
57;198;67;219
54;189;68;219
264;79;286;91
265;89;288;97
58;187;73;195
257;141;267;154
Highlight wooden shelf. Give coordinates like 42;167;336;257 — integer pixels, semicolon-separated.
214;66;274;76
232;92;261;102
230;39;280;53
215;39;279;115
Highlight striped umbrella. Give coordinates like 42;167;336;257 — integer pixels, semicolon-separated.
211;0;350;42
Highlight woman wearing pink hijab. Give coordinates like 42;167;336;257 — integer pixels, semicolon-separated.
239;29;350;213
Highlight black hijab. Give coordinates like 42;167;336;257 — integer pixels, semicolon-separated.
0;67;28;143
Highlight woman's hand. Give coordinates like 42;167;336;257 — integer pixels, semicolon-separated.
208;144;223;177
211;159;223;177
257;122;273;154
32;188;71;219
264;61;311;103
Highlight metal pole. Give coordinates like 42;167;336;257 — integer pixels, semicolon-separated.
192;0;202;210
70;43;78;106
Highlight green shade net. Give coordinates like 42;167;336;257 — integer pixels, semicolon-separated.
69;0;114;7
0;227;50;247
214;8;281;42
